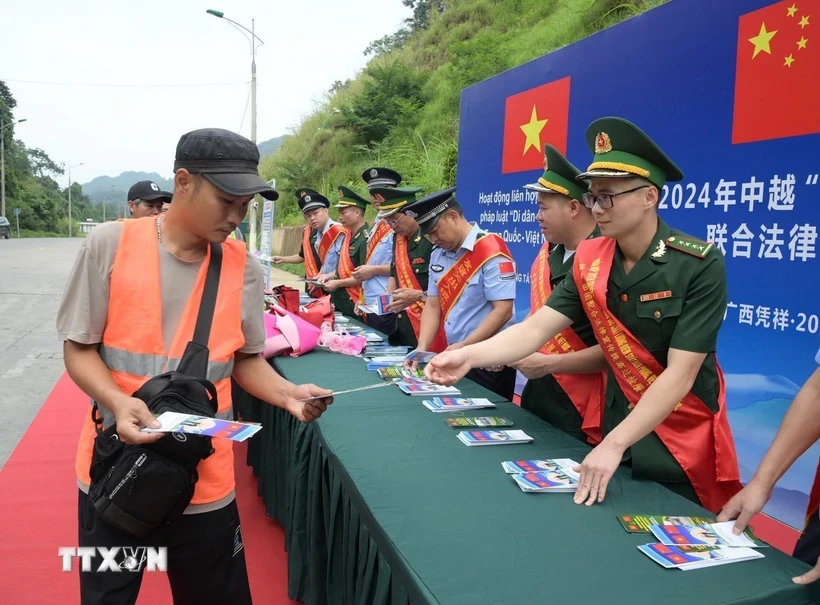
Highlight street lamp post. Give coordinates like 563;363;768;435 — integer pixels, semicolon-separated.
1;117;27;218
206;9;264;251
67;162;84;238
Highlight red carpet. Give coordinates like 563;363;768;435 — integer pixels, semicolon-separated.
0;372;296;604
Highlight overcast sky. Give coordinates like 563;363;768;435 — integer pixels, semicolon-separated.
0;0;411;187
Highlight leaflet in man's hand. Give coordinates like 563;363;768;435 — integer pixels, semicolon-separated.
141;412;262;442
618;514;713;534
404;349;437;364
639;543;764;570
358;294;392;315
649;521;769;548
456;429;533;446
421;397;494;411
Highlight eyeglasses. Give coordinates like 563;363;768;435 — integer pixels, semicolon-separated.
582;185;649;210
384;214;402;226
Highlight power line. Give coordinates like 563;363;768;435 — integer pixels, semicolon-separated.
0;78;250;89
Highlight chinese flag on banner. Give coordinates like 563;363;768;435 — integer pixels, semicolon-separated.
733;0;820;144
501;77;571;174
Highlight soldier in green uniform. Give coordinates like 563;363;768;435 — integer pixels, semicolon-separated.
368;186;436;349
513;145;605;444
322;186;370;319
425;117;741;513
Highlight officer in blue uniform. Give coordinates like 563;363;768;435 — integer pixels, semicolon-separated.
403;188;518;400
353;167;403;335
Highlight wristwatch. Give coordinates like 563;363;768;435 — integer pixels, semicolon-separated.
420;292;428;303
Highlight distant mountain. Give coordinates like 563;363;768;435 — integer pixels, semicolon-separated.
258;135;287;157
82;171;174;203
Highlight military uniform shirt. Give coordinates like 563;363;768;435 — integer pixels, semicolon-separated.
428;223;517;345
389;231;434;348
546;219;727;489
362;217;395;304
521;231;599;442
331;223;369;318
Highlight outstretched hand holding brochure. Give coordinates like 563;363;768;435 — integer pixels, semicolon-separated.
141;412;262;442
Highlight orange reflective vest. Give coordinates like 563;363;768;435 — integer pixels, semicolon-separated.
74;217;247;505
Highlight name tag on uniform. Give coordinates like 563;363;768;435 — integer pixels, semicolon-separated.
431;264;444;272
640;290;672;302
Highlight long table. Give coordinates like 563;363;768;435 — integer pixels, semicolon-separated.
237;342;820;605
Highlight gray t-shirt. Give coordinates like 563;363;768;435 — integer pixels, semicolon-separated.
57;220;265;354
57;221;266;515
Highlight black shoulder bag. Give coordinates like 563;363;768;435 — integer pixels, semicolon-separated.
88;243;224;537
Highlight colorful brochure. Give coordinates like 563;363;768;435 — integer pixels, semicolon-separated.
142;412;262;442
445;417;513;428
456;429;533;446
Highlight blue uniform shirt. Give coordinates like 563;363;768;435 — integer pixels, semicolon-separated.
317;217;343;275
362;217;394;304
427;223;517;345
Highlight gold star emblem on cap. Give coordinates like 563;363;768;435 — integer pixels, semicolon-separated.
338;189;344;198
594;132;613;154
543;153;549;170
299;191;306;197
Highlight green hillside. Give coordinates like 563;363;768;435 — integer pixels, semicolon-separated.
82;171;174;204
260;0;668;227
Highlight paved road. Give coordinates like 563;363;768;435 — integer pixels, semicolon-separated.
0;237;304;468
0;238;83;468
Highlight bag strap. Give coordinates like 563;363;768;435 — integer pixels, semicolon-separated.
192;243;223;348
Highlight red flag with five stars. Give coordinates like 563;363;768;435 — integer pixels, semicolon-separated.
733;0;819;144
500;77;571;174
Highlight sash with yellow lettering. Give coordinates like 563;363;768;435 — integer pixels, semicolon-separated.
337;228;363;307
366;219;392;263
530;241;604;444
395;234;447;353
573;237;741;513
302;226;321;279
438;233;513;322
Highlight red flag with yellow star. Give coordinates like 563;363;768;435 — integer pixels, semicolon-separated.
732;0;819;144
501;77;570;174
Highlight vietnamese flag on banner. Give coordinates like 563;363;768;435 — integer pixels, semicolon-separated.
501;77;571;174
732;0;820;144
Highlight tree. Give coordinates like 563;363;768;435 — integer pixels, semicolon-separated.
403;0;446;31
24;145;64;178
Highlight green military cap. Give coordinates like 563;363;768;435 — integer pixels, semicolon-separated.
523;144;587;203
334;185;369;210
370;186;423;216
576;117;683;189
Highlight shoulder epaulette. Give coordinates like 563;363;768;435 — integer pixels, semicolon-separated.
666;235;713;258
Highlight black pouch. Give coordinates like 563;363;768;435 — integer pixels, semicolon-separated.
87;244;224;538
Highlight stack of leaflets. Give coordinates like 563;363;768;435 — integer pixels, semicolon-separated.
445;416;512;428
422;397;496;412
366;356;408;371
398;378;461;396
639;521;768;570
639;543;764;571
364;345;411;357
141;412;262;443
457;429;533;446
357;294;392;315
334;314;351;325
502;458;580;493
618;515;712;534
377;366;426;380
364;331;384;343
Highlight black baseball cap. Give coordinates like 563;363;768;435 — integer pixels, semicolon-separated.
127;181;172;203
174;128;279;200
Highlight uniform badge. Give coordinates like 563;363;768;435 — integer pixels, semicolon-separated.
651;239;666;258
431;264;444;272
543;153;549;170
595;132;613;154
150;182;160;191
338;189;343;198
299;191;306;198
411;257;425;264
414;236;421;243
304;195;311;202
370;168;378;178
640;290;672;302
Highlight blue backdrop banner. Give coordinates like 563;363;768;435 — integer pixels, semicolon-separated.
457;0;819;529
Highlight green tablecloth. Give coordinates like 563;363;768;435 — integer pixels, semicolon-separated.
238;346;820;605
